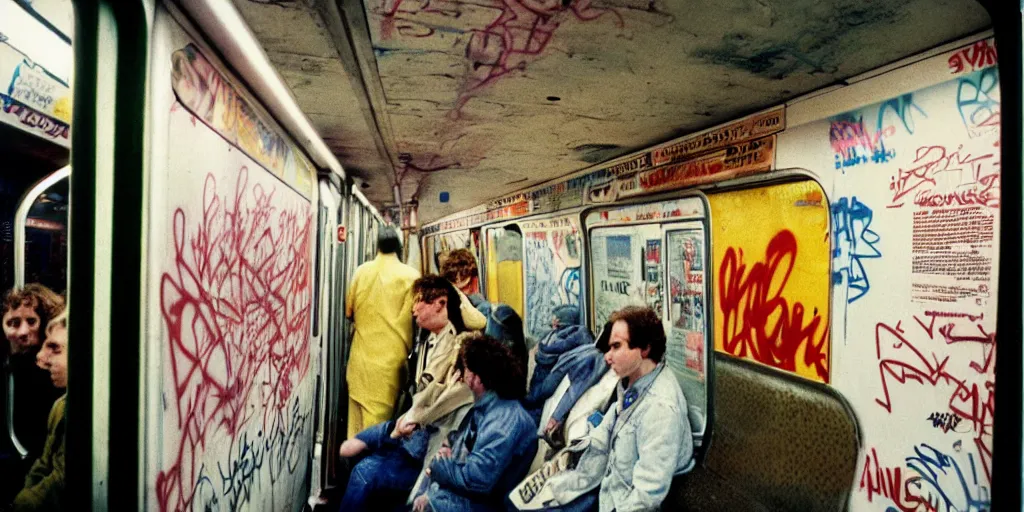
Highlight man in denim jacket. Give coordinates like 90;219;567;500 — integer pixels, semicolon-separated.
413;334;537;512
536;306;692;512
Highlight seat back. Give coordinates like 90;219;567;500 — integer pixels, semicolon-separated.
667;354;861;511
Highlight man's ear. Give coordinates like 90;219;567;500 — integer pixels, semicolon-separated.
641;345;651;359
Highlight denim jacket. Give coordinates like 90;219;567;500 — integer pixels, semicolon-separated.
526;326;595;406
547;364;692;512
425;391;538;512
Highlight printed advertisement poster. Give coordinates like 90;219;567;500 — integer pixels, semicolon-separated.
667;230;706;380
590;230;646;326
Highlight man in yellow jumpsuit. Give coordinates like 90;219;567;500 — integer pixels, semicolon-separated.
345;227;421;437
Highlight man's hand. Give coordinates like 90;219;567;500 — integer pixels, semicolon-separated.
544;418;562;436
391;416;419;438
338;438;368;458
413;494;430;512
436;445;452;459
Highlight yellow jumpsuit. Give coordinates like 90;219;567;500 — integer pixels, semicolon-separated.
345;252;420;437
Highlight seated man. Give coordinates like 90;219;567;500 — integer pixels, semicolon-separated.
337;276;475;510
413;334;537;512
439;248;488;331
523;306;598;426
396;276;475;439
11;310;68;512
439;249;526;370
515;306;692;512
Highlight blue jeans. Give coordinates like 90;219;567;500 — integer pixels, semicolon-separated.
339;422;431;512
338;448;422;511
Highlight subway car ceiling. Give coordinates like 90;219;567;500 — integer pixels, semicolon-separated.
232;0;992;223
0;0;1015;511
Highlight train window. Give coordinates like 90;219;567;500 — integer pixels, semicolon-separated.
422;235;436;273
521;216;583;342
589;223;663;325
466;229;482;293
665;225;708;440
429;230;474;278
484;224;524;319
1;167;69;507
365;217;377;262
361;209;373;262
420;235;431;273
350;204;364;265
368;217;378;260
18;173;68;294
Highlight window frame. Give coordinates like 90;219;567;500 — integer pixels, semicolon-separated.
582;192;713;451
14;165;70;289
517;209;588;341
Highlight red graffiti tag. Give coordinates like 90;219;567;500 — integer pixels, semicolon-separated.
376;0;622;114
718;230;829;382
155;168;313;512
948;40;998;75
456;0;623;111
889;145;999;209
874;316;995;484
830;117;894;156
859;447;941;512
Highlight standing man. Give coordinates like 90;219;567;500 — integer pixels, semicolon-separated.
346;227;421;438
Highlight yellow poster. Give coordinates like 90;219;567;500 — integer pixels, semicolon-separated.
709;180;831;383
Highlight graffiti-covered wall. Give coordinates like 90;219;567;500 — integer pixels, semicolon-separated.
148;16;317;512
520;216;583;340
779;37;999;511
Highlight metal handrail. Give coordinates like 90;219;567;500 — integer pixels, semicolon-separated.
14;166;70;289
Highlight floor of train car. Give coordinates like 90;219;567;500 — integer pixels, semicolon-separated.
314;459;356;512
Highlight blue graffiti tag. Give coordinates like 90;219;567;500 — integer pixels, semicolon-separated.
525;237;561;339
206;396;311;511
831;197;881;303
561;267;581;307
218;430;266;510
956;68;1000;138
905;443;991;512
877;93;927;135
190;465;220;511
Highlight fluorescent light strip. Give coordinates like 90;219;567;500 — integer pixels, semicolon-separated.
176;0;345;179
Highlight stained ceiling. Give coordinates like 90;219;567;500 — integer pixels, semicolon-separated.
231;0;991;224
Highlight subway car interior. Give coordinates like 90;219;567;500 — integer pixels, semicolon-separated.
0;0;1021;510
